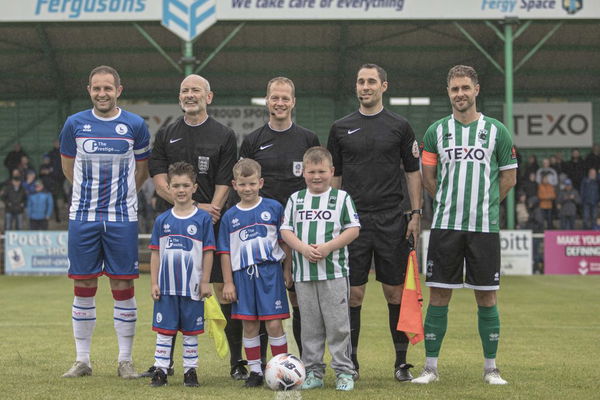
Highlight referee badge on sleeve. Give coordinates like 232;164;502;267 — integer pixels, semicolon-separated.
293;161;303;177
198;156;210;174
412;140;420;158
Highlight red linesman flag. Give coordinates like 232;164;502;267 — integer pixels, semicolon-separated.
396;249;424;344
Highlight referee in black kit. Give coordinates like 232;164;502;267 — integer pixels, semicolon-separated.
145;74;246;380
239;76;320;356
327;64;422;382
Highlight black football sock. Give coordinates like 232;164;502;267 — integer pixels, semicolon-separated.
221;303;243;366
388;303;409;367
292;306;303;357
349;305;362;370
169;334;176;369
259;321;268;365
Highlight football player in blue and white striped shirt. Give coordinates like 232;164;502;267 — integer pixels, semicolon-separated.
60;66;150;379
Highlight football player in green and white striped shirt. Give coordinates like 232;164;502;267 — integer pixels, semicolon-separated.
412;65;517;386
281;146;360;391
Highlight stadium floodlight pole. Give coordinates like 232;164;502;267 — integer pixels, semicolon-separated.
503;16;517;230
182;41;195;76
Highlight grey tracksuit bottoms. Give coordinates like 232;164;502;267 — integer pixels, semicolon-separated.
295;277;356;378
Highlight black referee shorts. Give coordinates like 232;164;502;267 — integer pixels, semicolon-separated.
425;229;500;290
349;207;411;286
209;222;223;283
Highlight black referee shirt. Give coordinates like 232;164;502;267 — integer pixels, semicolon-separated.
240;123;320;206
327;108;420;213
149;116;237;212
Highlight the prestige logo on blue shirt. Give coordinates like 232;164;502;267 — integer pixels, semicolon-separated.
82;139;129;154
239;225;267;241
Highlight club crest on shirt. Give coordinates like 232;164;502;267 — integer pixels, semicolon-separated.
412;140;420;158
115;124;128;135
187;225;197;235
198;156;210;174
478;129;488;144
293;161;303;177
261;211;271;221
156;312;163;323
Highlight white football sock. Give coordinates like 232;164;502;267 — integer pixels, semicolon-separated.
183;335;198;372
425;357;438;369
72;296;96;366
154;333;172;372
114;297;137;362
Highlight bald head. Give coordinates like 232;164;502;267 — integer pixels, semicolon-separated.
180;74;210;92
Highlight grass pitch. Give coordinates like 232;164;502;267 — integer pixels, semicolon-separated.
0;274;599;399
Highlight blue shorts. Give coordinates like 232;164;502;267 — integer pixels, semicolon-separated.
67;220;139;280
232;262;290;321
152;295;205;335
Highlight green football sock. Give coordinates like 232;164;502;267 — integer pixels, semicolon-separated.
478;305;500;359
424;305;448;358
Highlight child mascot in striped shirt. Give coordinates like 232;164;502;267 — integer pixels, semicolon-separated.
281;146;361;391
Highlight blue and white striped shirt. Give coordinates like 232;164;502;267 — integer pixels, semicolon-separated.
60;108;150;222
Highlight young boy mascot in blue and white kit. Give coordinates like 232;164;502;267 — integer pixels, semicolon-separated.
217;158;292;388
148;161;215;387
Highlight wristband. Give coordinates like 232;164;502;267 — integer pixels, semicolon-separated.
410;209;423;216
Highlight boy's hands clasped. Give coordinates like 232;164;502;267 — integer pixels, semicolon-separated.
301;243;329;263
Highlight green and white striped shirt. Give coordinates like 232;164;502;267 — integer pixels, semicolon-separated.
423;114;517;233
281;188;360;281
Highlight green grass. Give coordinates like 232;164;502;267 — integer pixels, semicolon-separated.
1;275;599;399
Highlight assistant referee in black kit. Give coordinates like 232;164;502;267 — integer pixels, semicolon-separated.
327;64;422;382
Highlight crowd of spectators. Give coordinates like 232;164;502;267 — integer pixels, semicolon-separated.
515;145;600;231
1;141;67;231
3;142;600;233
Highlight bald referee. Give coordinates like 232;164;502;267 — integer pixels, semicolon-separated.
147;74;243;380
327;64;422;382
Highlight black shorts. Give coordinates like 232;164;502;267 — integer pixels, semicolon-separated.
425;229;500;290
210;222;223;283
349;207;411;286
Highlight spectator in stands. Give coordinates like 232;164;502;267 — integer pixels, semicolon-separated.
556;179;580;230
23;170;37;195
48;140;67;219
520;172;538;202
536;158;558;186
4;142;27;178
561;149;586;192
516;192;530;229
16;155;35;182
38;155;62;222
580;168;600;230
522;154;539;183
585;144;600;172
27;180;53;230
1;169;27;231
550;154;562;175
537;173;556;229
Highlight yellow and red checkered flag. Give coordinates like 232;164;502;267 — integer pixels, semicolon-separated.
396;249;424;344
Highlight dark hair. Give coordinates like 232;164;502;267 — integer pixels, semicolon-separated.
447;65;478;86
89;65;121;87
359;63;387;83
266;77;295;97
167;161;197;183
233;158;261;179
303;146;333;166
